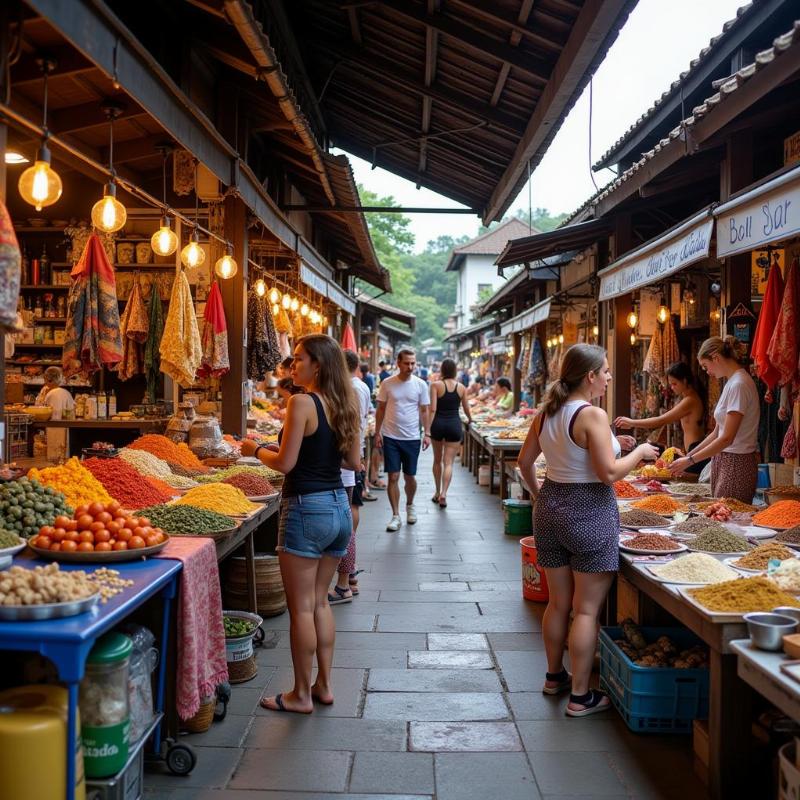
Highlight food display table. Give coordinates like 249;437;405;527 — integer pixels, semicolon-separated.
464;425;523;499
0;555;182;800
731;639;800;722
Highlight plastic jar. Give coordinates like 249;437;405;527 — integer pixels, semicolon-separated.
79;632;132;779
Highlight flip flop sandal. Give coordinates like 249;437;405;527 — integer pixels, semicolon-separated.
328;585;353;605
565;689;611;717
259;693;312;714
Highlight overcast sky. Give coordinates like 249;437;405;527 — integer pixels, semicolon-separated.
335;0;744;252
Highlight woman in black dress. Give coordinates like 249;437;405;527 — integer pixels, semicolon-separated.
429;358;473;507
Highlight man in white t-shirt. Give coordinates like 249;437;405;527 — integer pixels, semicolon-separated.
375;349;430;531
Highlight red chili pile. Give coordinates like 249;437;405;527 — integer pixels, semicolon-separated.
221;473;275;497
83;457;173;509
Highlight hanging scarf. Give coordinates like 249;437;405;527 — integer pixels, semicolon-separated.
160;271;202;387
144;289;164;403
246;287;281;380
116;277;149;380
643;324;664;385
62;234;123;378
752;262;785;395
767;257;800;390
198;281;230;379
662;316;680;375
341;322;357;351
0;199;21;333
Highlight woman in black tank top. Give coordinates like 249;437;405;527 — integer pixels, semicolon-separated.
241;335;361;714
429;358;472;507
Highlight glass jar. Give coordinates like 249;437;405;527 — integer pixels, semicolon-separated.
80;632;132;779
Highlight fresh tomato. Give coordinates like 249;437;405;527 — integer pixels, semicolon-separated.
133;527;149;539
106;521;121;535
52;528;67;542
96;512;112;525
49;542;62;551
75;505;90;517
54;515;71;529
61;540;78;552
89;521;105;533
112;541;128;551
116;529;132;543
145;534;160;547
77;514;94;530
107;501;122;515
34;535;51;549
65;520;78;532
129;536;146;549
65;531;80;542
94;529;111;543
88;502;105;517
94;542;112;552
78;531;94;543
137;517;151;528
39;525;55;538
77;542;94;552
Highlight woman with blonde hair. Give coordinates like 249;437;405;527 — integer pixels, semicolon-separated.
518;344;657;717
241;334;361;714
669;335;760;502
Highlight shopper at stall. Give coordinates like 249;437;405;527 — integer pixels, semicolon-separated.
518;344;658;717
669;336;760;501
35;366;75;462
360;363;376;396
240;334;361;714
429;357;472;508
493;377;514;414
466;375;485;398
375;348;431;531
378;360;391;383
614;362;708;473
276;356;294;380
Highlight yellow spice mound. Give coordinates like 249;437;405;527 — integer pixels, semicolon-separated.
688;576;800;613
29;457;113;509
173;483;259;515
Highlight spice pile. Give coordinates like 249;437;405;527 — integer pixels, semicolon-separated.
0;530;22;549
138;504;236;535
621;533;681;551
688;576;800;612
614;480;644;499
221;473;275;497
631;495;687;515
614;619;708;668
0;478;72;539
732;543;795;571
688;529;752;554
753;501;800;529
196;464;282;484
83;457;173;509
128;434;209;473
775;526;800;545
29;457;112;510
672;518;727;536
770;560;800;593
668;483;711;496
650;553;738;584
166;461;205;478
692;498;758;513
118;448;198;489
0;563;97;605
174;483;259;515
619;509;669;528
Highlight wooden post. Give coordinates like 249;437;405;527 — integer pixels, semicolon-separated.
511;295;523;411
219;195;249;436
611;214;633;420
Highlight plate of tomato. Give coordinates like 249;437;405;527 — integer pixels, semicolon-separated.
27;500;170;562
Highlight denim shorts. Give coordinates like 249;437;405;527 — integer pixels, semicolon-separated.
277;489;352;559
382;436;421;476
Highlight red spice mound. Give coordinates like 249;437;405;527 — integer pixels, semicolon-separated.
128;434;209;473
221;473;275;497
145;476;177;496
614;480;644;498
83;457;173;509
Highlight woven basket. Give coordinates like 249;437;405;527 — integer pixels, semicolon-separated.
183;697;215;733
228;654;258;684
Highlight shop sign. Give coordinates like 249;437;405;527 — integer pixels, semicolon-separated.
499;299;551;336
326;283;356;316
786;131;800;166
716;166;800;258
598;210;713;301
299;262;328;296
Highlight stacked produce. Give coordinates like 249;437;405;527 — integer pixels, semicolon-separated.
688;529;752;553
145;477;177;496
83;457;173;510
196;464;282;484
29;457;112;509
621;533;681;550
614;619;708;668
29;501;167;553
614;480;644;499
631;495;687;515
0;477;72;539
753;501;800;529
672;518;727;536
649;553;738;584
688;576;800;612
118;448;197;489
0;563;97;605
174;483;259;515
137;504;236;535
128;434;209;473
619;509;669;527
703;502;733;522
732;543;795;571
221;473;275;497
770;560;800;593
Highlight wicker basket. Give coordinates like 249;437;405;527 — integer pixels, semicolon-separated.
183;696;215;733
228;654;258;684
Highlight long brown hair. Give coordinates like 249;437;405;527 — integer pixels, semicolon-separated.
541;343;606;416
698;335;745;363
296;334;360;454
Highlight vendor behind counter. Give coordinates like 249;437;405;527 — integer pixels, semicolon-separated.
34;366;75;462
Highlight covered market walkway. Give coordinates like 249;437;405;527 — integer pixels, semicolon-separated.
145;451;708;800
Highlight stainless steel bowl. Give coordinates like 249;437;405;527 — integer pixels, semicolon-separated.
773;606;800;624
744;612;799;650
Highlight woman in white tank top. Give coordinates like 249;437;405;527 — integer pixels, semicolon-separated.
518;344;658;718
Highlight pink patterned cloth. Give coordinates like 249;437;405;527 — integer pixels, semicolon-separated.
157;537;228;720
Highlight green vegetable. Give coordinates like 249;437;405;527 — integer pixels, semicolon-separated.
223;616;256;637
137;504;236;535
0;478;72;539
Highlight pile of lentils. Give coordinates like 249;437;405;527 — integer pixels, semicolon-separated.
137;504;236;535
621;533;681;551
619;509;669;528
776;526;800;546
672;517;728;536
221;472;275;497
688;528;752;554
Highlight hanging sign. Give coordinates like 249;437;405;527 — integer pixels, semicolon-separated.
499;299;551;336
715;165;800;258
598;209;713;301
785;131;800;166
726;302;756;354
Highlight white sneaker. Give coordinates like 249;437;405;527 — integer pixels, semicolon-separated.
386;515;401;532
406;505;417;525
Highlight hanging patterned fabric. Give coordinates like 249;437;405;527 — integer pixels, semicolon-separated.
198;281;230;379
275;304;293;337
62;234;123;378
662;315;680;373
642;324;664;384
767;257;800;391
529;338;546;386
246;287;281;380
160;270;202;387
116;277;149;380
0;198;21;334
144;289;164;403
752;262;785;396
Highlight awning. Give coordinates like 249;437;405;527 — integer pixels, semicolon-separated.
598;208;714;302
443;317;497;343
300;262;357;315
715;163;800;258
500;299;552;336
495;219;612;273
356;294;416;330
489;338;511;355
379;319;413;341
457;341;475;354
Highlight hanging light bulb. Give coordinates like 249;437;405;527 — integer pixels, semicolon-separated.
281;292;291;309
91;182;127;233
269;287;280;305
180;229;206;269
254;278;266;297
684;283;696;305
18;61;62;212
310;310;320;324
558;333;564;345
151;216;178;256
290;297;299;312
272;303;280;316
592;325;599;337
626;308;638;329
300;302;309;317
657;305;669;324
214;244;238;279
630;333;637;346
710;308;721;322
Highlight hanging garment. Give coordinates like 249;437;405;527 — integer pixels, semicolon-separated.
643;325;664;385
752;262;785;395
530;338;546;386
662;316;680;374
0;199;21;333
144;289;164;404
198;281;230;379
767;256;800;390
62;234;123;378
246;287;281;380
160;270;202;387
275;304;293;336
278;331;291;359
341;323;357;351
116;277;149;381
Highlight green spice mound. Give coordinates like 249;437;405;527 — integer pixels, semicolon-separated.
0;477;72;539
688;528;753;554
672;518;728;535
138;504;236;535
196;464;282;483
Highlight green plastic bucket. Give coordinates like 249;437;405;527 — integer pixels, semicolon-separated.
503;499;532;536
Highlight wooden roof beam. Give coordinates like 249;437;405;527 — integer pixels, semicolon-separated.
49;102;148;135
10;45;95;85
419;17;438;177
347;6;363;44
490;0;535;107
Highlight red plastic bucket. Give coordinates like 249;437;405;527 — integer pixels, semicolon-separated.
520;536;549;602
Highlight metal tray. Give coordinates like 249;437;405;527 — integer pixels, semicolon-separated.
0;592;99;620
27;536;170;563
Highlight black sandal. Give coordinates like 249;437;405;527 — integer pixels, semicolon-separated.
565;689;610;717
328;585;353;605
542;668;571;696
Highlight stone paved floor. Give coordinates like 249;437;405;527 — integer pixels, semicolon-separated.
145;450;710;799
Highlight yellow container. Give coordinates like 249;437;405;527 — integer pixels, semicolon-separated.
0;685;85;800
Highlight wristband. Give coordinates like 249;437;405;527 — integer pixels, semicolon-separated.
254;445;265;458
687;454;695;465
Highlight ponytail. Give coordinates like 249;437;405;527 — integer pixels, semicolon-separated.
541;379;571;416
540;344;606;416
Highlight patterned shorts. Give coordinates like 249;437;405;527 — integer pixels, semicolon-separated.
711;451;759;504
533;479;619;573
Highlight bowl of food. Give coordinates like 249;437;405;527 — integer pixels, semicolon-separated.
744;612;798;651
765;486;800;505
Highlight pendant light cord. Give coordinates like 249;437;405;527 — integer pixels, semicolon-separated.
41;68;49;134
162;152;168;210
108;114;115;178
194;159;199;229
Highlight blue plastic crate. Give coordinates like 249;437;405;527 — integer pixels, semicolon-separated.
599;627;710;734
